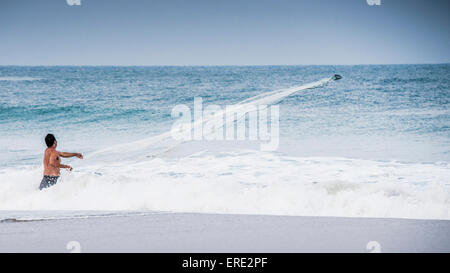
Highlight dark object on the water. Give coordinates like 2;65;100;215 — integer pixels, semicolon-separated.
332;74;342;81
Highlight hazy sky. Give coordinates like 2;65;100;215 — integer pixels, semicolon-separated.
1;0;449;65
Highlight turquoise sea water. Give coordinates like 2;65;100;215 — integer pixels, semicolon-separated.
1;65;449;165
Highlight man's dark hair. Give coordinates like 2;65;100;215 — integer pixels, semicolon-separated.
45;134;56;148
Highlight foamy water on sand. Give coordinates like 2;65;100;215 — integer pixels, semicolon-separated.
0;149;449;220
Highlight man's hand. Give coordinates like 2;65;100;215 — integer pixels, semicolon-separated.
61;164;73;171
75;153;83;159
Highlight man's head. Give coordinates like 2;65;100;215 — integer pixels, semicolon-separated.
45;134;57;148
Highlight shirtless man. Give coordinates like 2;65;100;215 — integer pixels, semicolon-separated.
39;134;83;190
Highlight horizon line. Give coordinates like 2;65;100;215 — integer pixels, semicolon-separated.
1;62;450;67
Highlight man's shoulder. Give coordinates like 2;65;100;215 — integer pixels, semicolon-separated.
46;148;59;156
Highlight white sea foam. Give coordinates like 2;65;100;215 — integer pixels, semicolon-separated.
0;150;449;220
0;77;41;81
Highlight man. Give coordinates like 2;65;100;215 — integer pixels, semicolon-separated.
40;134;83;190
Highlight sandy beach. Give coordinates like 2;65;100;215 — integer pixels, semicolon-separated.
1;212;449;253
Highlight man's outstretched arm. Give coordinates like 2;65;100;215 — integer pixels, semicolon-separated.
58;152;83;159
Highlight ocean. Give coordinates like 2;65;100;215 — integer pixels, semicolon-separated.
0;65;449;220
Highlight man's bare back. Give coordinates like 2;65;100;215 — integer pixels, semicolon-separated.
40;134;83;190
